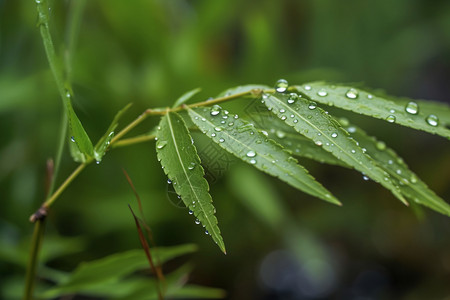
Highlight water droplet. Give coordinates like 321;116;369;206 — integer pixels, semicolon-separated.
281;116;287;121
219;138;225;143
211;133;216;137
345;88;359;99
293;119;298;123
214;127;222;132
65;90;71;98
195;219;200;225
156;140;167;149
167;179;172;184
96;161;100;165
234;114;239;119
261;130;269;136
347;127;356;133
426;114;439;126
362;175;369;181
405;102;419;115
376;141;386;150
189;210;193;215
367;94;373;99
308;102;317;110
315;141;323;146
396;169;402;175
249;159;257;164
36;0;41;3
331;133;338;138
317;89;328;97
410;175;417;183
275;79;289;93
389;109;396;114
386;115;396;123
388;159;393;165
188;162;196;170
246;150;256;158
279;109;285;113
304;85;312;91
351;149;356;154
70;136;75;142
210;105;221;116
287;93;298;104
205;230;209;235
276;130;286;139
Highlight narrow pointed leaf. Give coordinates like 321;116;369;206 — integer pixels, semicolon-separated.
172;88;201;108
41;244;197;297
247;111;348;167
340;120;450;216
263;93;407;204
65;95;94;160
217;84;270;97
295;83;450;139
156;112;225;253
94;103;132;162
187;106;341;205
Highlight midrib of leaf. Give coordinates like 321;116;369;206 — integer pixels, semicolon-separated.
188;108;340;205
265;94;407;204
165;113;220;245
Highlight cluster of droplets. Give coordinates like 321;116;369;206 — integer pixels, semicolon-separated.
303;86;441;127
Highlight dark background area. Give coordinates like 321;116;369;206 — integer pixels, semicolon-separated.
1;0;449;299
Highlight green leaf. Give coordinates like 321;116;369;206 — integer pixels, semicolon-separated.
172;87;201;108
228;164;286;229
247;110;348;167
263;92;407;204
41;244;197;298
187;106;341;205
94;103;132;163
295;82;450;139
216;84;270;97
339;119;450;216
65;93;94;161
156;112;225;253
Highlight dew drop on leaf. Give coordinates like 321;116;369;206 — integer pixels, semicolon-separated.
287;93;298;103
188;162;196;170
376;141;386;150
386;115;396;123
210;105;221;116
308;102;317;110
304;85;312;91
219;138;225;143
249;159;257;164
345;88;359;99
70;136;75;142
317;89;328;97
367;94;373;99
205;230;209;235
275;79;289;93
425;114;439;126
156;140;167;149
315;141;323;146
167;179;172;184
246;150;256;158
363;175;369;181
195;218;200;225
188;210;193;215
331;133;338;138
405;101;419;115
276;130;286;139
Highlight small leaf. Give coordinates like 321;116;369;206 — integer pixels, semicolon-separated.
156;112;226;253
94;103;132;163
295;83;450;139
41;244;197;298
65;92;94;161
187;106;341;205
216;84;270;97
340;120;450;216
172;88;201;108
263;93;407;204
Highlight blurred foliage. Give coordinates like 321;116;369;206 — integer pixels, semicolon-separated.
1;0;449;299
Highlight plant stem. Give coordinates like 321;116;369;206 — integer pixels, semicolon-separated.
23;220;45;300
112;134;156;148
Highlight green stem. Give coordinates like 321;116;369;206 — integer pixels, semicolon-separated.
23;220;45;300
113;134;156;148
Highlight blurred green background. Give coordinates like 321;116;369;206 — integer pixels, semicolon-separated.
1;0;450;299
